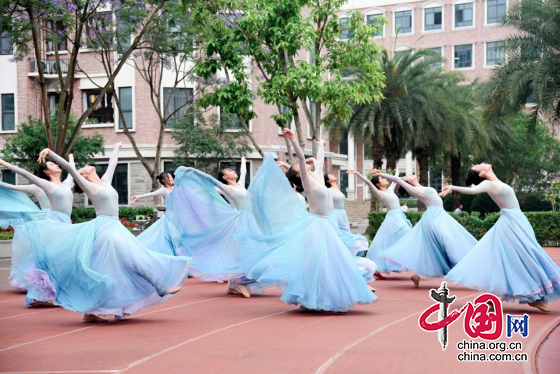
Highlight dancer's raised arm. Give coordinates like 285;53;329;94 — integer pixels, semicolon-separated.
313;140;325;183
387;169;399;193
373;169;424;199
62;154;75;188
0;158;53;193
440;180;493;197
238;157;247;187
283;129;311;191
101;143;122;183
349;170;384;200
179;167;236;206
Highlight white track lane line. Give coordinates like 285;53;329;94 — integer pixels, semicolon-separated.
0;308;59;321
0;298;25;303
117;309;292;373
315;293;479;374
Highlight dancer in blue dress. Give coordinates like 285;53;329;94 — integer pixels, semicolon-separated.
235;129;376;313
0;156;75;295
348;170;410;276
0;181;46;229
440;163;560;312
130;172;180;257
372;170;477;288
26;143;190;323
165;157;264;298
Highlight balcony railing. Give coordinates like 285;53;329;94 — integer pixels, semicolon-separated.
29;58;70;75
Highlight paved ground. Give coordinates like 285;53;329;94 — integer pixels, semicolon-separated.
1;250;559;374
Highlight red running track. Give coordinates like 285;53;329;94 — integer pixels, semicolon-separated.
1;249;559;374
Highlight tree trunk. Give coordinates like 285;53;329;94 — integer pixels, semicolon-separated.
451;153;462;210
416;146;430;212
384;131;398;172
369;141;384;212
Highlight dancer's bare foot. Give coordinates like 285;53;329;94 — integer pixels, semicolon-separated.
368;285;376;293
28;300;55;308
528;303;550;312
82;314;108;323
164;286;182;296
374;272;387;280
411;275;420;288
226;287;241;295
236;285;251;298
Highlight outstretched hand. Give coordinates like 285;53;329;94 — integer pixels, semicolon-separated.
371;169;383;177
68;154;74;163
37;148;52;163
276;161;290;169
314;139;326;146
130;195;139;204
439;185;452;197
346;170;357;174
305;157;316;165
280;128;295;141
113;142;123;149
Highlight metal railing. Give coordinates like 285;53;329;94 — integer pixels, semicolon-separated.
29;58;70;75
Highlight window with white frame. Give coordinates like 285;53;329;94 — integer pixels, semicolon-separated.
339;137;348;156
46;21;67;52
339;17;353;39
0;33;13;55
487;0;507;24
454;44;473;68
424;6;443;31
163;161;177;174
118;87;133;129
366;14;384;36
163;87;193;128
83;90;114;125
428;47;443;67
339;170;349;197
1;169;15;184
454;3;474;27
395;10;413;34
1;94;15;131
486;41;505;66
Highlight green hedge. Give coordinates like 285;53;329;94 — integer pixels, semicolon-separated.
71;207;154;223
367;211;560;246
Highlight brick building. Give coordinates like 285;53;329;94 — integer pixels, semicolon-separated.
0;0;515;220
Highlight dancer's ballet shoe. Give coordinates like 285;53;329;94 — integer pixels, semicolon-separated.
374;272;387;280
236;285;251;298
368;285;376;293
164;286;182;296
528;303;550;312
187;274;194;278
28;300;55;308
298;306;318;313
411;275;420;288
82;314;108;323
226;288;242;295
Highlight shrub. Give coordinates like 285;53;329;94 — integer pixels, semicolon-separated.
367;211;560;246
71;207;154;223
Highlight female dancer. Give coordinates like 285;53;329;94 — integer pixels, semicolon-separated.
130;172;179;256
347;170;410;276
165;157;262;298
28;143;190;322
440;163;560;312
0;156;75;295
235;129;376;313
324;172;369;256
371;170;477;288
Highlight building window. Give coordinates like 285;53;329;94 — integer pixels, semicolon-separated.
395;10;412;34
163;87;193;127
83;90;114;124
454;44;473;68
118;87;133;129
82;12;112;49
219;161;250;188
366;14;384;36
308;47;316;65
0;33;12;55
487;0;507;24
429;47;443;67
163;161;177;174
486;41;505;66
46;21;67;52
455;3;474;28
89;163;128;205
429;169;443;191
116;16;132;51
1;94;15;131
340;17;353;40
220;108;244;131
339;170;349;197
424;7;443;31
339;137;348;156
2;170;16;185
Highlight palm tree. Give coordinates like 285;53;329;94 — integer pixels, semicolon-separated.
487;0;560;126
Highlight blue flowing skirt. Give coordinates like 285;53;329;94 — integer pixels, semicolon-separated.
137;215;181;257
329;209;368;256
235;213;376;312
366;209;411;274
10;210;70;292
0;182;43;229
384;206;477;278
25;216;190;316
446;209;560;304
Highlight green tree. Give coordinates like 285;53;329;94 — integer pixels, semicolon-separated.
1;113;104;170
543;182;560;212
172;112;251;174
486;0;560;126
